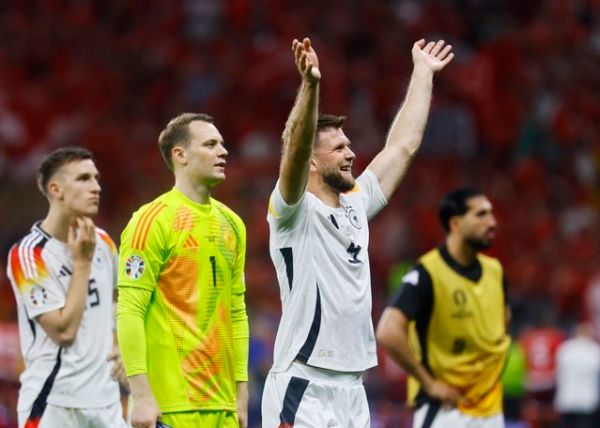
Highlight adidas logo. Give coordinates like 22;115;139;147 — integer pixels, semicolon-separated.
183;235;200;249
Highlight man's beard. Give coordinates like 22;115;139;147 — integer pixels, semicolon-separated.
465;236;492;251
323;169;355;193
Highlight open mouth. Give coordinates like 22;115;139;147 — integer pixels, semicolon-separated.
340;165;351;172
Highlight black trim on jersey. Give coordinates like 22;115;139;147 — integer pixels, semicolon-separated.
329;214;339;229
279;376;310;426
27;318;36;339
280;248;294;291
438;245;482;282
27;347;62;424
421;401;441;428
296;285;322;363
32;222;52;239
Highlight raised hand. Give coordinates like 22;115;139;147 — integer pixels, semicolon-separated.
68;217;96;264
412;39;454;73
292;37;321;83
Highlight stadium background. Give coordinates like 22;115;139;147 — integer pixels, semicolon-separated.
0;1;599;427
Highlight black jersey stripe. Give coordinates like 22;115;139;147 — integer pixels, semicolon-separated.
279;248;294;291
279;376;310;426
295;285;321;363
421;401;441;428
26;347;62;426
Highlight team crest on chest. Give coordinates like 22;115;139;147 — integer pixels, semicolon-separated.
223;229;236;252
125;255;145;279
345;205;362;229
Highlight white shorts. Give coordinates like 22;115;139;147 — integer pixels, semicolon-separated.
262;362;369;427
412;402;504;428
18;401;128;428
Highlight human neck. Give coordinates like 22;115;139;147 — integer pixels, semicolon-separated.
307;176;341;207
174;175;211;204
445;235;477;266
40;207;76;243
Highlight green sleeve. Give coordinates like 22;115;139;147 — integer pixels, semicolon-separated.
117;286;152;376
118;204;168;291
231;215;249;381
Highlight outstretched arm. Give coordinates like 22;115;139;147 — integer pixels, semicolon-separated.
279;37;321;205
367;39;454;200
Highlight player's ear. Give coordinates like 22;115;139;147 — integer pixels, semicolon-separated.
172;145;186;167
449;215;462;233
46;179;62;200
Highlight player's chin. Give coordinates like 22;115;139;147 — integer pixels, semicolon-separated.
209;174;226;186
342;174;356;189
79;206;99;217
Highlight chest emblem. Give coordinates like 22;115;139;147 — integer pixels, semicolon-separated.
450;289;473;319
125;255;145;280
223;229;236;252
345;206;362;229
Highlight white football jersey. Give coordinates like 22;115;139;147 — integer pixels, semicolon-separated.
267;169;387;372
6;223;120;412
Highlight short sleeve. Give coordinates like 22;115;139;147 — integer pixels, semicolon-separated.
118;202;169;291
96;228;118;289
7;243;65;319
389;264;433;321
267;180;309;231
355;169;387;220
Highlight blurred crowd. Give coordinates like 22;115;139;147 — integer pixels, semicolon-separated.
0;1;599;427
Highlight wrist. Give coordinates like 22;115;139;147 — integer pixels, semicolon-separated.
72;260;92;271
302;79;319;89
412;65;434;80
421;375;435;393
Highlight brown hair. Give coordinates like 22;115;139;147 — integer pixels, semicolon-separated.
316;114;346;146
37;146;94;196
317;114;346;132
158;113;214;170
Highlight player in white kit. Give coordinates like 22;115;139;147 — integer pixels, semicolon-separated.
6;147;128;428
261;38;454;427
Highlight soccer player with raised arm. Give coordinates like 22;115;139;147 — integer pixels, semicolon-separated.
261;38;454;427
7;147;128;428
117;113;249;428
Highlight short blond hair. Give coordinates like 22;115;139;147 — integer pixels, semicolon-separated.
158;113;214;170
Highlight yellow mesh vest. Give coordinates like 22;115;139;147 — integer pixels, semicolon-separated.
407;248;510;416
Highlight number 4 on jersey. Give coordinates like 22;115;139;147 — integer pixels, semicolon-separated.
347;242;362;264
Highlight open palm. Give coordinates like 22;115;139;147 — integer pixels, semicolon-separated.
412;39;454;72
292;37;321;83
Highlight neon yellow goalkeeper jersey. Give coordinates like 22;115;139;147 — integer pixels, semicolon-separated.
117;187;248;413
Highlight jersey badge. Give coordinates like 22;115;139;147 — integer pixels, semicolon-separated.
29;284;48;307
125;255;145;279
93;254;105;270
345;206;362;229
223;229;236;252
